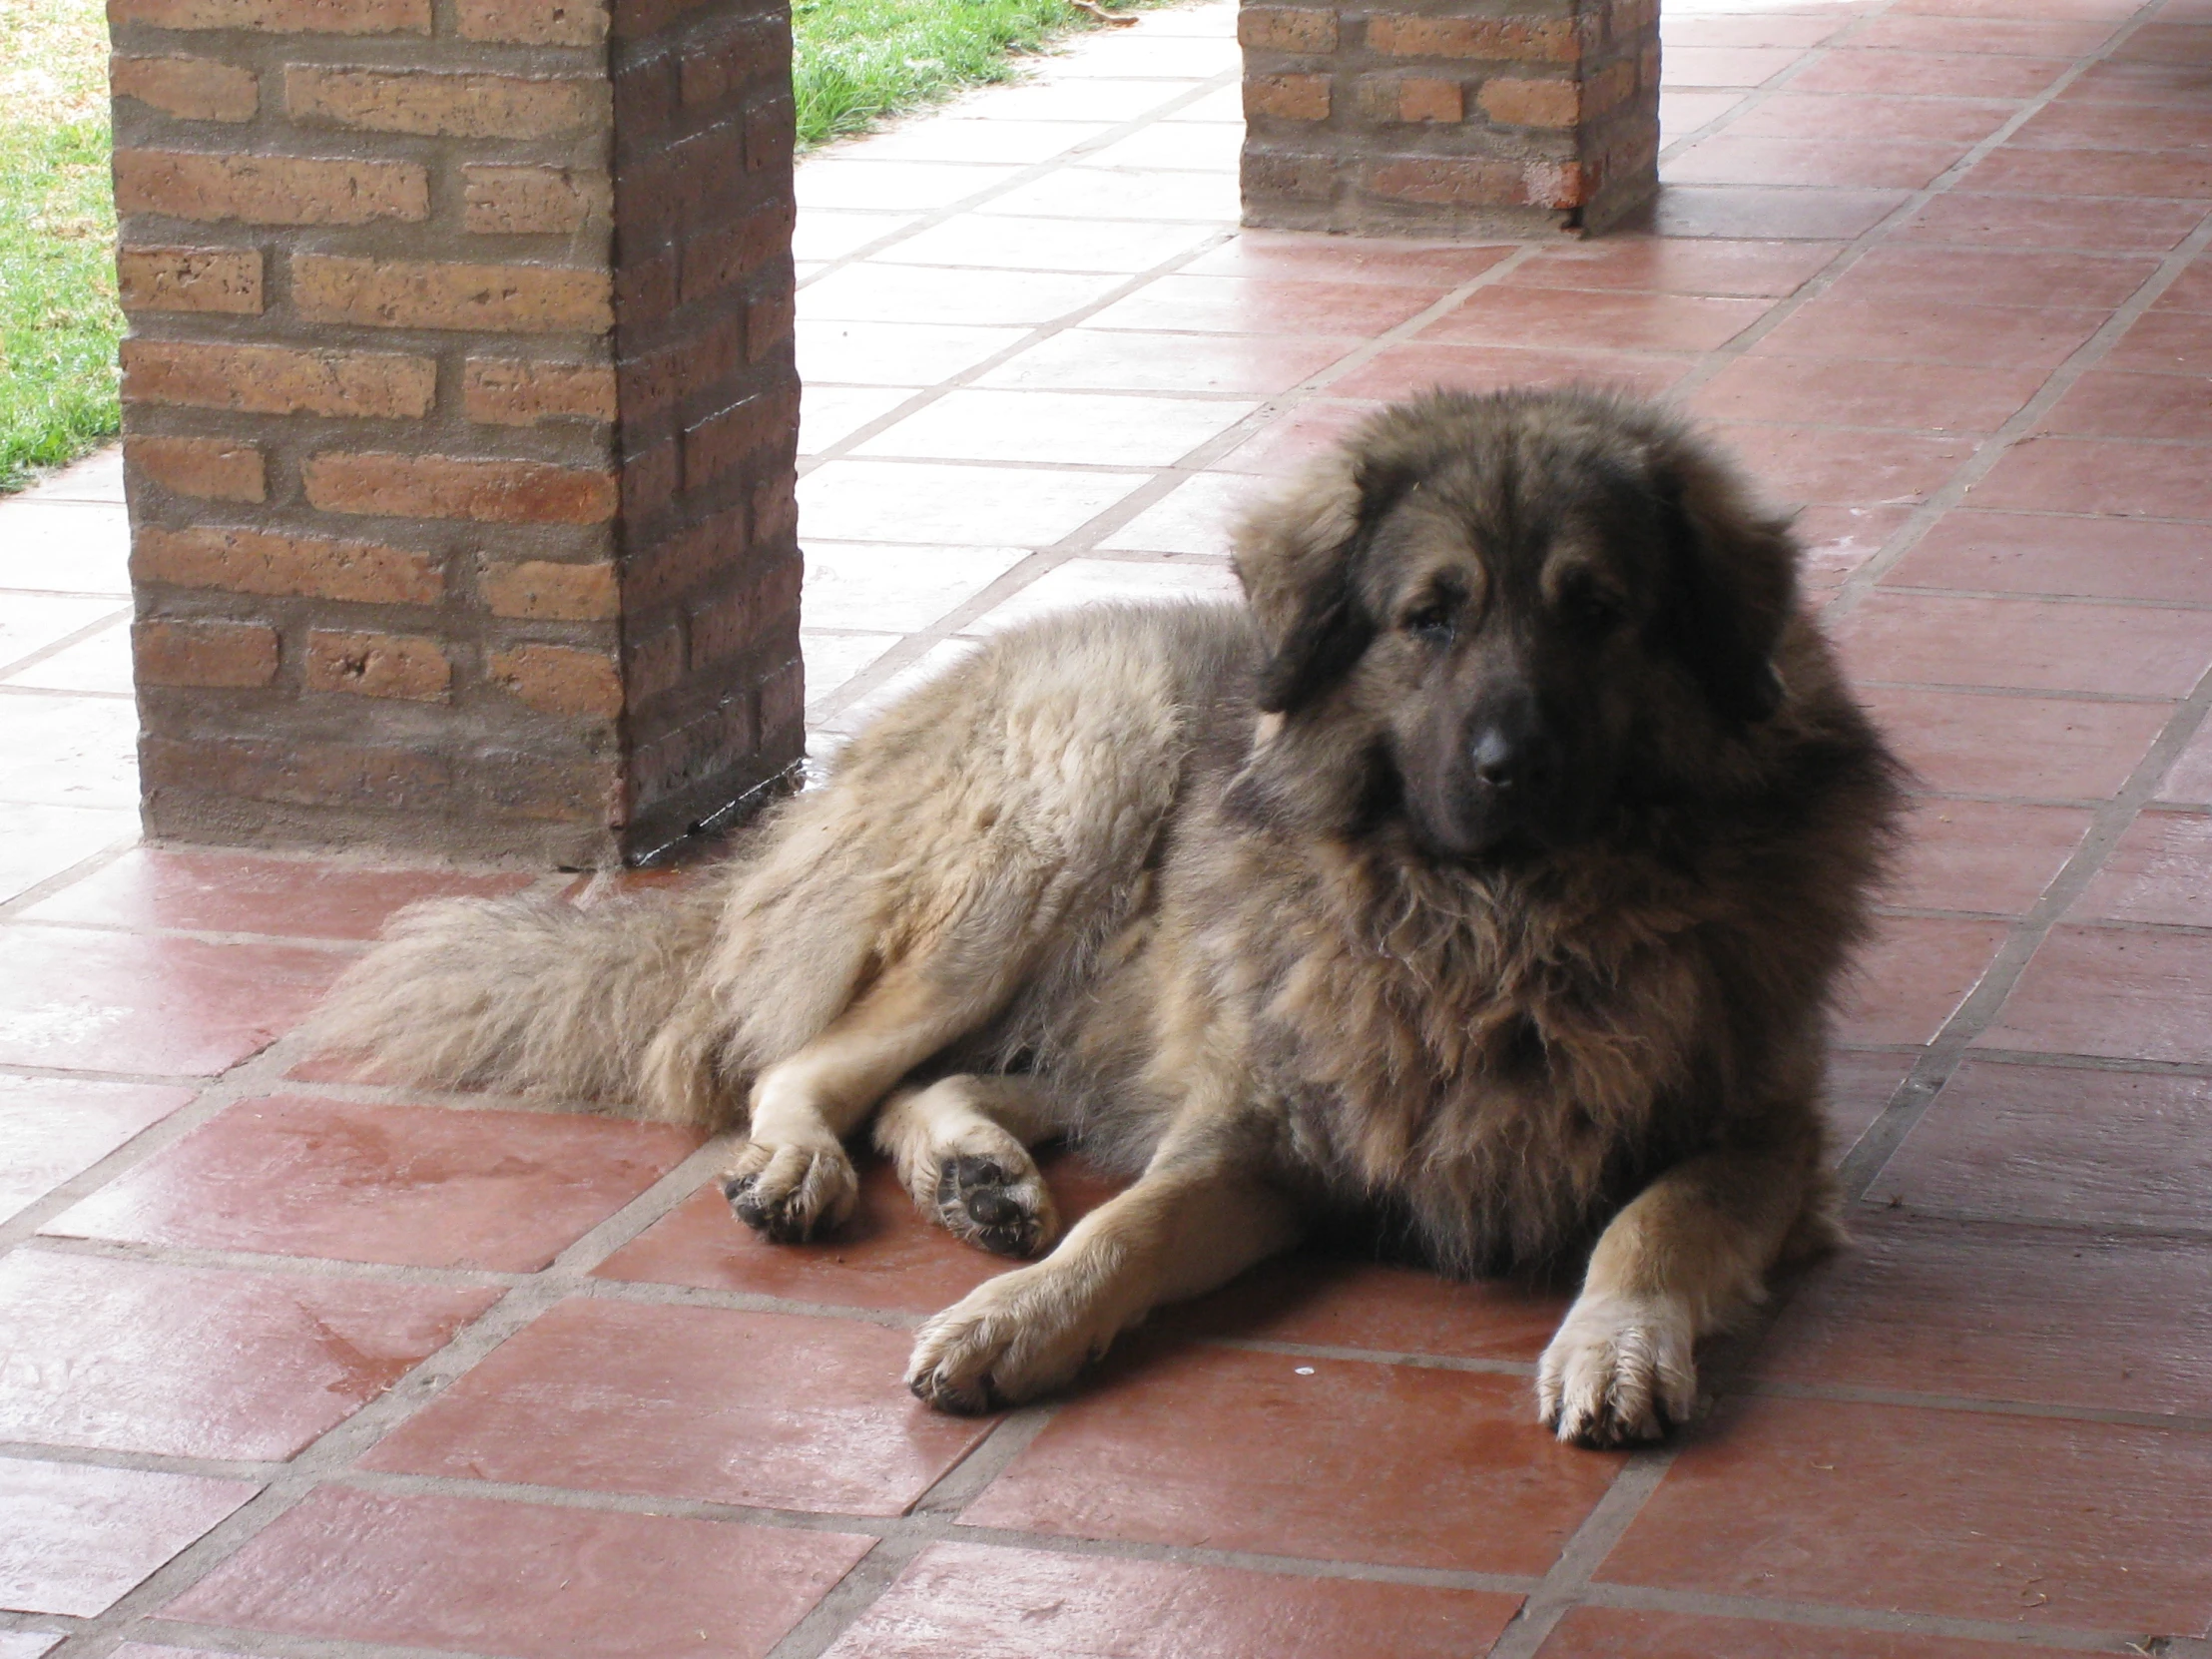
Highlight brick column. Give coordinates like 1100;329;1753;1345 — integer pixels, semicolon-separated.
110;0;803;866
1239;0;1659;238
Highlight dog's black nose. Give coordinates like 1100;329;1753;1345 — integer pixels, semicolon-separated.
1470;728;1523;789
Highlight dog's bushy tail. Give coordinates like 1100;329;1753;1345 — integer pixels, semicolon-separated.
303;882;727;1115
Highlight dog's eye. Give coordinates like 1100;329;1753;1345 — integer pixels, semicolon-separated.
1563;586;1625;634
1403;606;1456;646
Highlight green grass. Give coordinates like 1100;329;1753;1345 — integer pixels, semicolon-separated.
795;0;1136;146
1;0;122;492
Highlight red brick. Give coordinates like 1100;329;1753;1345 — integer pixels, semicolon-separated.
116;247;265;314
455;0;606;43
632;696;756;802
1479;75;1578;126
460;166;611;235
107;0;429;33
476;755;626;824
142;737;449;813
1367;156;1532;206
1246;73;1332;121
303;453;620;526
120;339;433;417
291;255;613;333
133;619;279;688
688;555;800;669
758;652;804;742
134;525;443;605
1245;149;1339;202
612;0;714;39
617;318;741;416
283;67;609;138
624;503;744;608
114;151;427;226
676;203;791;304
621;440;680;520
745;292;794;363
110;55;260;122
462;357;616;426
1238;5;1337;52
487;644;623;719
681;384;797;490
126;436;266;503
624;622;686;700
476;558;619;621
304;631;452;702
1358;74;1465;123
1367;14;1585;60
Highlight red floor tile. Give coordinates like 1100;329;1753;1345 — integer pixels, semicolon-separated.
0;1251;493;1459
2010;98;2212;153
1164;1251;1567;1363
1859;684;2171;799
1836;591;2212;697
1823;1049;1916;1157
1751;295;2104;370
164;1486;873;1659
1332;342;1697;402
1722;92;2017;146
1495;237;1842;296
1974;434;2212;519
1661;13;1852;48
0;1075;195;1223
1962;147;2212;201
0;924;347;1075
0;1457;255;1617
1177;233;1513;287
1424;286;1773;352
1538;1606;2063;1658
2057;57;2212;106
1837;915;2008;1046
16;848;532;940
1869;1058;2212;1231
2036;368;2212;441
1797;503;1917;588
0;1638;63;1659
1664;136;1970;192
1598;1393;2212;1631
363;1297;993;1515
1849;12;2117;52
1084;276;1445;336
961;1342;1622;1573
1888;798;2091;914
2157;254;2212;311
1788;48;2072;98
1659;45;1804;87
2161;716;2212;802
2102;310;2212;376
1884;509;2212;603
596;1154;1123;1315
1647;186;1910;242
1978;922;2212;1063
976;328;1358;395
1700;422;1974;507
821;1541;1519;1659
1895;190;2209;249
1210;401;1380;476
41;1095;699;1271
2071;806;2212;925
1759;1211;2212;1414
1688;355;2043;433
1843;245;2159;308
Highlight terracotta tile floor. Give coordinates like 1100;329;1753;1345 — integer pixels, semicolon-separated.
4;0;2212;1653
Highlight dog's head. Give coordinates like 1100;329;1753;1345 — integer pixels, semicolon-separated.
1231;387;1800;863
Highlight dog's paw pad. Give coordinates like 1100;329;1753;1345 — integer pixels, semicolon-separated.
933;1152;1055;1258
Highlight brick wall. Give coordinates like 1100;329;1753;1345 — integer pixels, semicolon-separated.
1240;0;1659;237
112;0;803;866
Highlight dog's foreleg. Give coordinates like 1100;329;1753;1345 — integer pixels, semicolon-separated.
721;963;991;1244
1537;1142;1821;1447
904;1144;1301;1412
874;1075;1063;1258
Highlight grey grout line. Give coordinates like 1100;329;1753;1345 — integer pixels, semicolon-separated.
1576;1581;2163;1654
0;605;130;683
1485;1453;1677;1659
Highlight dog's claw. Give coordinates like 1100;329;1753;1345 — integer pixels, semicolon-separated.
719;1139;857;1244
934;1152;1052;1257
1536;1292;1698;1448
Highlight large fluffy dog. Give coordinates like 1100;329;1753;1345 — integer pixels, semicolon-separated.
314;387;1904;1446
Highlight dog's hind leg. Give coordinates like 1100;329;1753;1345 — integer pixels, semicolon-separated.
721;961;998;1244
874;1076;1062;1259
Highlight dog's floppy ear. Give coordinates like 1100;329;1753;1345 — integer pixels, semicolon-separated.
1651;432;1799;726
1233;450;1413;714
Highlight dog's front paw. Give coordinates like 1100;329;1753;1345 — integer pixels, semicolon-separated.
934;1152;1059;1259
905;1265;1106;1414
720;1138;857;1243
1537;1292;1697;1448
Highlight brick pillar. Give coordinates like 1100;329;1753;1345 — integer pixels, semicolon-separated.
110;0;803;866
1239;0;1659;238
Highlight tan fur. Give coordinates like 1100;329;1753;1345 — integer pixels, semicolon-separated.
310;389;1904;1448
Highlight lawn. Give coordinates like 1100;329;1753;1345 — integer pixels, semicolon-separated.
0;0;1138;493
0;0;122;492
